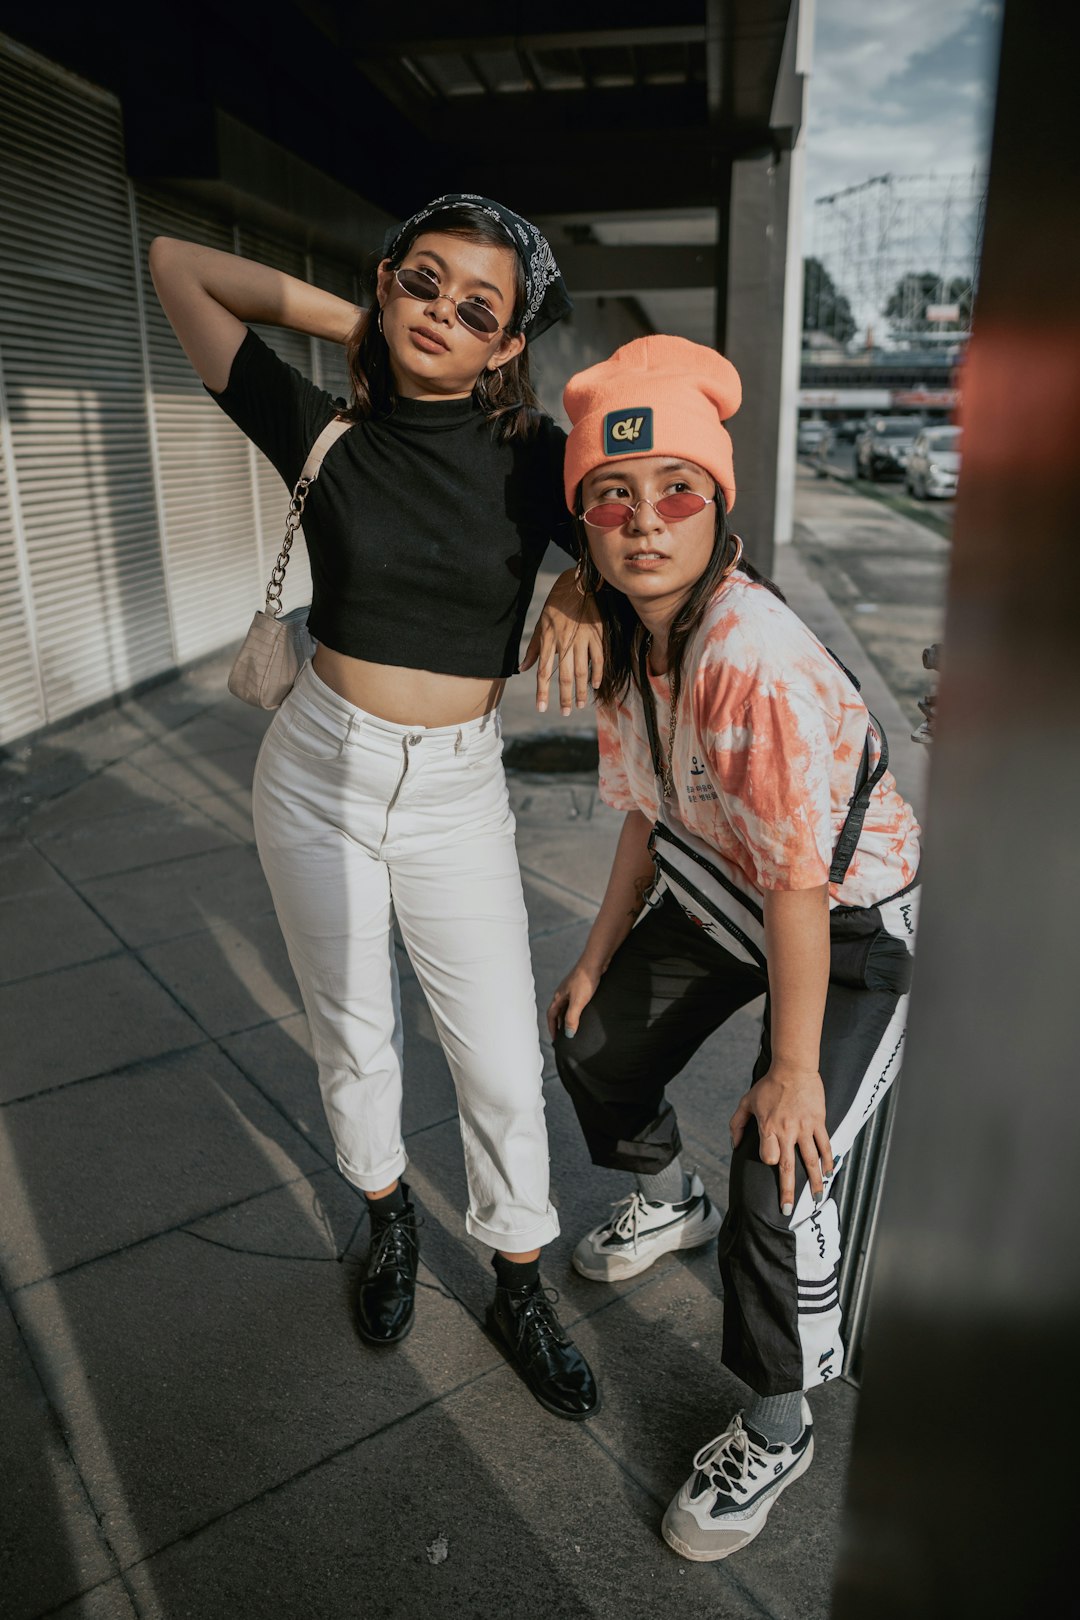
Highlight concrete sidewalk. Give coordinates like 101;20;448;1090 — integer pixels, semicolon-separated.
1;482;933;1620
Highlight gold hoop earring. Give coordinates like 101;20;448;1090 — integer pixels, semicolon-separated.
722;533;744;577
477;366;506;408
574;554;604;595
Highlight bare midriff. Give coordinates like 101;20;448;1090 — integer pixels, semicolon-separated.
313;645;505;727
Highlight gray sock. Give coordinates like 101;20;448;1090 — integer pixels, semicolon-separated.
635;1157;690;1204
744;1389;805;1447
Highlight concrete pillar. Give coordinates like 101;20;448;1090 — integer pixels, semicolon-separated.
831;2;1076;1613
720;0;810;574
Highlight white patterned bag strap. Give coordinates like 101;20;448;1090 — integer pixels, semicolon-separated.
264;416;352;617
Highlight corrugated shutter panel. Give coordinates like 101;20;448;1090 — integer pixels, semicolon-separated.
0;378;43;744
237;229;314;611
0;40;171;724
310;255;359;403
134;189;263;662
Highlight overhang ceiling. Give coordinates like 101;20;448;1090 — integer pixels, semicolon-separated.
2;1;795;217
2;0;798;337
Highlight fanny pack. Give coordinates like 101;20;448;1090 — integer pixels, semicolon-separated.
637;638;911;993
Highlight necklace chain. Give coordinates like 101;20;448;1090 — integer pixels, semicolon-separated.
645;633;678;800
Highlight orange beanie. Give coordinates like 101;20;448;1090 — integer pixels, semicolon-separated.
562;334;741;513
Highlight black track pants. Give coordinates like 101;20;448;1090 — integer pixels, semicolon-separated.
555;887;916;1394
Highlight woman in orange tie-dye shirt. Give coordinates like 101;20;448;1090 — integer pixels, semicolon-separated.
548;336;920;1565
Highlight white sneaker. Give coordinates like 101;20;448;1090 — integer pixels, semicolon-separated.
661;1398;814;1562
571;1173;722;1282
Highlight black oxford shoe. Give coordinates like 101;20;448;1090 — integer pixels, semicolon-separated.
356;1193;419;1346
488;1278;601;1420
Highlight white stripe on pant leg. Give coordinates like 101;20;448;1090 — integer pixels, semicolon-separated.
788;967;914;1387
795;1197;844;1387
789;986;911;1238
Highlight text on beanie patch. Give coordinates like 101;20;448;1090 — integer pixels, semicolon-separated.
603;407;653;456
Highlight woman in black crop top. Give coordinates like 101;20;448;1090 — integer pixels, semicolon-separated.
150;196;600;1420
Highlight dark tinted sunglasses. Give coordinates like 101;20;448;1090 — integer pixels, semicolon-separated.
393;266;506;338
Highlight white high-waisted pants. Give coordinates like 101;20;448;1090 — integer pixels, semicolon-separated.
251;661;559;1251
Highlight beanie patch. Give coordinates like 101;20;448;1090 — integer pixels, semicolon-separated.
603;407;653;456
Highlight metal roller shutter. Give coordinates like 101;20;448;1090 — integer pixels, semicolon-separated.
236;228;315;612
0;355;44;745
309;254;360;403
0;39;171;725
133;189;264;663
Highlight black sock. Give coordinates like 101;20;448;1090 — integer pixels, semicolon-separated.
366;1182;407;1218
492;1253;540;1291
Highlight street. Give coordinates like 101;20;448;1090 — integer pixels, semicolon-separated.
791;463;950;728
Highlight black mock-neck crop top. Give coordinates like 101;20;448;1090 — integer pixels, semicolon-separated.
209;329;576;678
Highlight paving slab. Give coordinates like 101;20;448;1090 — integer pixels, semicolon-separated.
15;1177;500;1568
129;713;256;758
219;1013;336;1163
197;698;276;739
522;866;604;939
31;800;241;884
128;743;264;800
0;883;118;986
77;844;275;949
44;1578;140;1619
138;919;302;1037
0;1046;324;1289
1;835;74;898
220;977;463;1171
517;817;625;910
16;761;181;834
0;955;204;1105
183;785;256;843
578;1261;854;1620
124;1357;770;1620
0;1295;118;1620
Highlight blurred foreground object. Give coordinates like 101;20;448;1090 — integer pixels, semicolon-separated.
833;2;1080;1615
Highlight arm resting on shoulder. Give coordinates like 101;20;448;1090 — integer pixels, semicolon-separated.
520;569;604;715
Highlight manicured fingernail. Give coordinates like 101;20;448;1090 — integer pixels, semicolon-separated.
782;1202;793;1217
561;706;571;717
564;1026;576;1040
538;701;547;713
813;1191;823;1206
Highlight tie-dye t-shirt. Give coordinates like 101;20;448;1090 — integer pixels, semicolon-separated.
597;572;921;910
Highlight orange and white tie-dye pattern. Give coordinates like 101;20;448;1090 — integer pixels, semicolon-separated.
597;573;920;910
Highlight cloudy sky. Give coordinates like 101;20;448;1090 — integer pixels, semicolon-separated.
802;0;1001;338
804;0;1001;202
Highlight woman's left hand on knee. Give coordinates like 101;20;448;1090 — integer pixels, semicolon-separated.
730;1065;834;1217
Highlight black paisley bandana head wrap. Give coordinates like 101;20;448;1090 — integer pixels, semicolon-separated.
382;193;573;340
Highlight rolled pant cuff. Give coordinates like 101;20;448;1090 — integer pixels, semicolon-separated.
466;1205;561;1251
337;1149;409;1195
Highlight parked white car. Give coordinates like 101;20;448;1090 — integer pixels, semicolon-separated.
797;418;830;456
906;425;962;499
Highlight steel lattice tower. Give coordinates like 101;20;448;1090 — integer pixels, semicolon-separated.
809;172;988;347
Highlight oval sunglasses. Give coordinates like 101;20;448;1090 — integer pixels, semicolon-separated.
393;266;507;338
582;492;716;528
